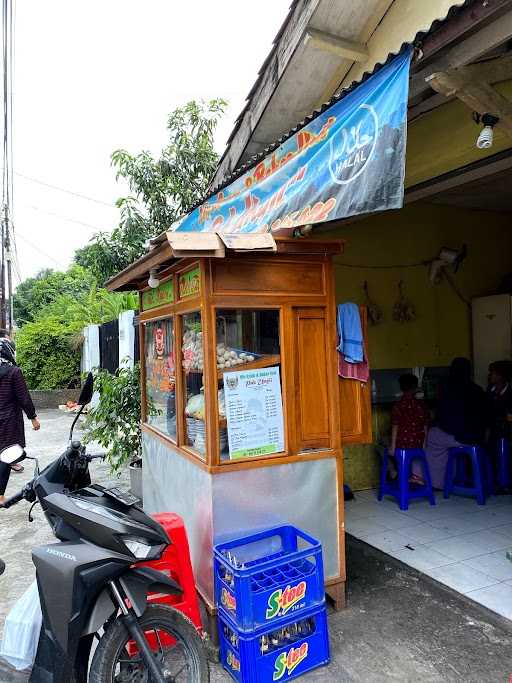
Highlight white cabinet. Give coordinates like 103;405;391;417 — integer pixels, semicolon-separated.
472;294;512;389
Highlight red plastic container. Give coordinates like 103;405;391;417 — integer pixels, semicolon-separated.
126;512;202;655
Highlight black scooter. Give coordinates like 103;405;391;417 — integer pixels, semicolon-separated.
0;373;209;682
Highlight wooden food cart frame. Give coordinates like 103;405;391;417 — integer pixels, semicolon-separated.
108;237;348;618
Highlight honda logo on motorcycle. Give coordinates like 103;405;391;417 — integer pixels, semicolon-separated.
328;104;378;185
46;547;77;562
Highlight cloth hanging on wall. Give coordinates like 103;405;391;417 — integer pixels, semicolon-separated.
337;303;364;363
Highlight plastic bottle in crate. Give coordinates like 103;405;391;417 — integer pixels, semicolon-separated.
219;606;330;683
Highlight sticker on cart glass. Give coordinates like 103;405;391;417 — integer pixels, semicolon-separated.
223;366;284;459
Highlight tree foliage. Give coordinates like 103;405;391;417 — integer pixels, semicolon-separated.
15;283;138;390
75;99;226;282
16;318;81;389
13;264;94;326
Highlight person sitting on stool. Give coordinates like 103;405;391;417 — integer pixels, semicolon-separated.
390;373;430;483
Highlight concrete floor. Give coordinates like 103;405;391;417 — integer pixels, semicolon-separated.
2;411;512;681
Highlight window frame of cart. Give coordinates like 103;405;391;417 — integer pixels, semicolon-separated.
213;307;285;465
137;247;346;472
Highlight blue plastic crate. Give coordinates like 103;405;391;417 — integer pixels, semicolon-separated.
219;606;330;683
214;525;325;632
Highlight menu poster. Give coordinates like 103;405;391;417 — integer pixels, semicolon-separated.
224;366;285;459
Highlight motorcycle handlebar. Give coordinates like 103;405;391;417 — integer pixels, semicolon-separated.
87;453;105;461
1;489;26;508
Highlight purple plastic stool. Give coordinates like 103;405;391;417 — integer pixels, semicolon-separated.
378;448;436;511
444;445;493;505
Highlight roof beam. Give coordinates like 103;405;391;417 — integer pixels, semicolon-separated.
304;28;369;63
427;69;512;136
411;6;512;101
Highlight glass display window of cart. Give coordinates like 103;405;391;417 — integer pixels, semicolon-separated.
215;309;284;463
144;317;176;440
181;311;208;461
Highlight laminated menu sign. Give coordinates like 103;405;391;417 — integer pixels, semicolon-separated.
224;366;284;459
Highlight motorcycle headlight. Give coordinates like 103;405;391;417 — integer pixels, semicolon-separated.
123;537;164;560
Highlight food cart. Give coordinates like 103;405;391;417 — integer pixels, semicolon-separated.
107;234;347;631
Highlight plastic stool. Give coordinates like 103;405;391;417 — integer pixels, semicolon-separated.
444;446;493;505
126;512;202;656
378;448;436;511
497;438;511;489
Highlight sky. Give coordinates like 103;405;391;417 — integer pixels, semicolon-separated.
9;0;291;284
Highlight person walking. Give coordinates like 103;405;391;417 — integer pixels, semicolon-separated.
0;337;40;504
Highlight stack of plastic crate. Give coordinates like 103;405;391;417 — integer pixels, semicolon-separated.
214;525;330;683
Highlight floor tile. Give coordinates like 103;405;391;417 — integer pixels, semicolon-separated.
466;583;512;620
362;529;415;553
463;529;512;553
345;518;389;536
392;545;455;572
463;550;512;582
370;510;420;530
489;523;512;540
470;508;512;526
424;535;499;562
429;514;493;535
399;505;454;523
396;522;453;544
428;563;498;594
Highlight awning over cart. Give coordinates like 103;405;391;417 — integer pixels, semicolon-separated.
171;49;412;237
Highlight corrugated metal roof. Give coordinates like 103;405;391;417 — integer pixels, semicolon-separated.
183;0;472;217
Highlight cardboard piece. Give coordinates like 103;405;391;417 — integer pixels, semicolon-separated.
166;231;225;258
218;232;277;252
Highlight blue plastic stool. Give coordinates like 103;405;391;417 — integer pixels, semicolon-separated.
497;438;511;489
444;445;493;505
378;448;436;511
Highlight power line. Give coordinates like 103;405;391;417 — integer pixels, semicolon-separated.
23;204;106;231
14;229;67;269
14;171;117;208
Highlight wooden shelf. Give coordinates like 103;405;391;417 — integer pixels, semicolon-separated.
217;354;281;379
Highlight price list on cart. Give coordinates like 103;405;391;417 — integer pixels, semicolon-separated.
223;366;284;459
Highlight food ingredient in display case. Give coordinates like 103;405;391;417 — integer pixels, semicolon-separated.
217;343;255;370
182;328;204;372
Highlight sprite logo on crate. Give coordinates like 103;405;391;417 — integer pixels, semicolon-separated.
266;581;307;619
273;643;309;680
221;587;237;612
227;650;241;672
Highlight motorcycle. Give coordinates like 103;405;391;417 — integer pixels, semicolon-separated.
0;373;209;682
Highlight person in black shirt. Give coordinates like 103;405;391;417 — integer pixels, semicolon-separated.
423;358;486;488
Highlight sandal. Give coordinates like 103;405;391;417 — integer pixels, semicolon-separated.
10;463;24;473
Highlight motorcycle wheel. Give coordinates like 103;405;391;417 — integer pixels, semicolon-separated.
88;604;209;683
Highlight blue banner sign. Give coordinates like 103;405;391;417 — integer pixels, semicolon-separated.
175;50;412;234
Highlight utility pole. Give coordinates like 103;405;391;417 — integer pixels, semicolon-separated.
4;205;12;334
0;207;5;330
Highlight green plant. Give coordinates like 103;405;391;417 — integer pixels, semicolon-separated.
16;318;81;389
83;363;150;474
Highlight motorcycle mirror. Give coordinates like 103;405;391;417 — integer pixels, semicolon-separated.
78;373;94;406
0;444;26;465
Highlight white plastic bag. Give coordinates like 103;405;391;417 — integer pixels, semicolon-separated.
0;580;42;670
